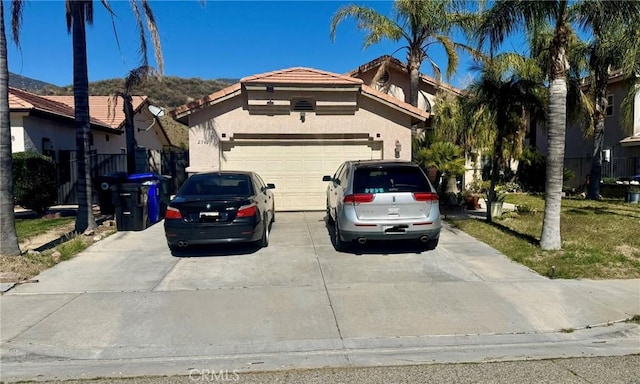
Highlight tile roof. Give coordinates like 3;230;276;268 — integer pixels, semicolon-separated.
241;67;363;86
9;87;111;128
171;82;242;120
347;55;463;95
171;66;427;122
361;84;429;120
45;95;148;129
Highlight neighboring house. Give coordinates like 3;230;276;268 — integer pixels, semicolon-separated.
9;87;171;157
171;66;429;211
347;55;463;122
9;87;174;204
534;73;640;188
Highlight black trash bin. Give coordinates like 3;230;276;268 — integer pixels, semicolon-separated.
111;182;149;231
94;172;128;215
125;173;172;224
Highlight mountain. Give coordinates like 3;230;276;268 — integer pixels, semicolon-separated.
9;72;57;91
9;73;239;148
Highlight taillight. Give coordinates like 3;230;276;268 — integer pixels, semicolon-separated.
165;206;182;219
413;192;439;202
343;193;374;204
236;204;257;217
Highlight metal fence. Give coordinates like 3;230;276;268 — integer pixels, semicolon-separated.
564;157;638;189
56;149;188;205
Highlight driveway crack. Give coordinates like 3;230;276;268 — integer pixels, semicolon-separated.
305;212;348;355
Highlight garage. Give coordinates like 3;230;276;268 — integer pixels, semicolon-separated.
221;141;382;211
172;66;429;212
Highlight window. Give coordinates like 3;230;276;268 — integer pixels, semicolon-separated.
292;99;315;112
376;70;390;86
353;166;432;194
606;94;614;116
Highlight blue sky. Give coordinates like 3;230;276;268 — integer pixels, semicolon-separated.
6;0;478;88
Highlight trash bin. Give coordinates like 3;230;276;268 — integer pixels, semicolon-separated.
111;182;149;231
94;172;128;215
125;173;172;225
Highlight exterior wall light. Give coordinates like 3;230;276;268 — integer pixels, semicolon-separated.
300;112;306;123
395;140;402;158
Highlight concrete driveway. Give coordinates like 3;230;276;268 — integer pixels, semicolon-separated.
1;212;639;381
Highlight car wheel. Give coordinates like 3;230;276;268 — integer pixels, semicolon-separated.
260;217;270;248
333;220;348;251
423;238;439;251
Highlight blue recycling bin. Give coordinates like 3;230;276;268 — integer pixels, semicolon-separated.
126;173;168;225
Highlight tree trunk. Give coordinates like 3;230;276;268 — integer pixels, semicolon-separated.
540;13;569;251
0;3;21;256
408;51;421;137
485;133;504;224
71;2;96;234
540;77;567;250
587;70;608;200
124;95;137;174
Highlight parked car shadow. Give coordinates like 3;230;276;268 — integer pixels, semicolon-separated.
169;243;261;258
323;215;430;255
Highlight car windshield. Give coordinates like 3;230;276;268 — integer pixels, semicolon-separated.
180;174;252;196
353;166;431;194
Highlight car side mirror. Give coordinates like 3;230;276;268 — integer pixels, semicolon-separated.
322;175;332;182
266;183;276;189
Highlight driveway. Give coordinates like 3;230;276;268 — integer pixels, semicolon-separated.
1;212;638;381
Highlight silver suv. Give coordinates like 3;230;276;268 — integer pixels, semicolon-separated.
322;160;441;251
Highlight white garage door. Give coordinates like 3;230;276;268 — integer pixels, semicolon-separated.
221;142;382;211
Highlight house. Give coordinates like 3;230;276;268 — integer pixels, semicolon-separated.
171;57;466;211
347;54;463;120
533;73;640;188
9;87;174;204
9;87;171;157
171;66;431;211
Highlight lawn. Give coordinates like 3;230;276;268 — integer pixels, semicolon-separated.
15;216;75;241
447;194;640;279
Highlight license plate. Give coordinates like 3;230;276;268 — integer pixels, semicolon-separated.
383;225;407;234
200;211;220;218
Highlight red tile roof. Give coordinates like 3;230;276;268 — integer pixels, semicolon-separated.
347;55;463;95
9;87;111;129
171;83;242;120
242;67;363;86
361;84;429;119
45;95;148;129
171;66;427;122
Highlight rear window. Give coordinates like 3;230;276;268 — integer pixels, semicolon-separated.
353;166;431;194
180;174;252;196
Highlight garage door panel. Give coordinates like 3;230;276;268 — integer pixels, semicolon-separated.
221;142;382;211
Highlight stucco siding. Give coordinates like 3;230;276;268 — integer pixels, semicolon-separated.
9;114;27;152
187;94;413;173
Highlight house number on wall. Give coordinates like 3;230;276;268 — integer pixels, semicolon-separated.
197;140;211;145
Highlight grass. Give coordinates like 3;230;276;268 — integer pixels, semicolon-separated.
1;218;116;283
447;194;640;279
15;216;75;241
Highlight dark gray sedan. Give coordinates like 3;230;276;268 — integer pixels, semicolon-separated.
164;171;275;251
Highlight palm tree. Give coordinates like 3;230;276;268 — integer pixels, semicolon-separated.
415;141;466;198
11;1;164;234
330;0;468;109
465;54;545;223
110;65;159;174
574;1;640;199
0;2;21;256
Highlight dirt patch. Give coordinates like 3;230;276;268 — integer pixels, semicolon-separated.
0;220;117;283
615;244;640;260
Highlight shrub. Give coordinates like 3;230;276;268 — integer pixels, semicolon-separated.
517;147;546;192
13;151;58;214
